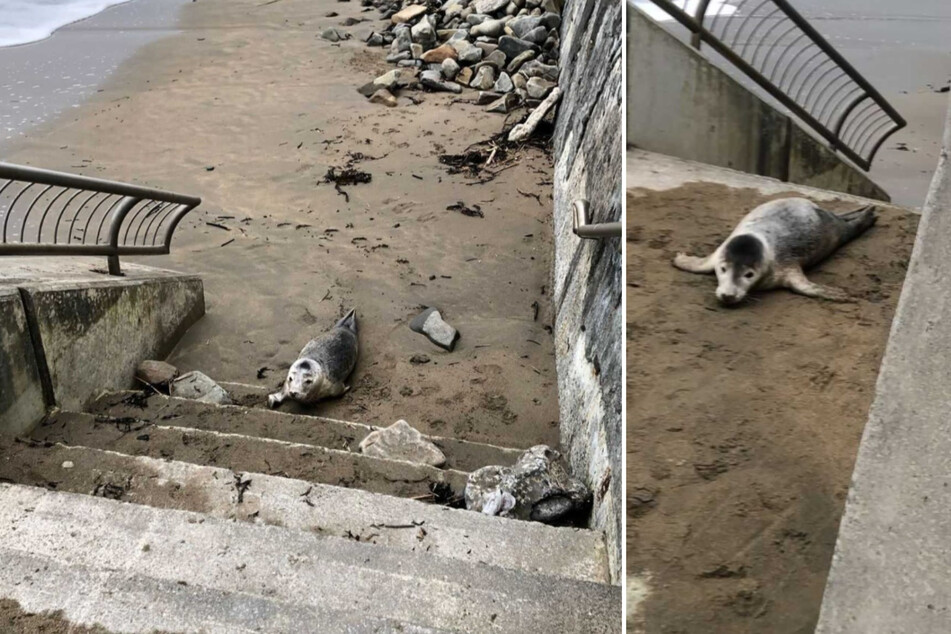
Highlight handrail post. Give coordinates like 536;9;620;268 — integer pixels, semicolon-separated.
106;196;140;276
692;0;713;49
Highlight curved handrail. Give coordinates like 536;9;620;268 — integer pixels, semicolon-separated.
646;0;905;171
0;162;201;274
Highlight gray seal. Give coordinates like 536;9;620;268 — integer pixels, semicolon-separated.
673;197;877;305
268;309;358;408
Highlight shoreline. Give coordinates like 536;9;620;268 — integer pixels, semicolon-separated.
1;0;561;448
0;0;187;151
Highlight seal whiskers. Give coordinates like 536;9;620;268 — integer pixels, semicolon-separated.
673;198;877;305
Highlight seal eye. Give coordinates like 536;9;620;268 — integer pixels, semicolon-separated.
743;271;755;279
720;266;727;273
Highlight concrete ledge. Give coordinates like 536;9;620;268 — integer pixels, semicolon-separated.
18;269;203;411
0;288;45;435
816;97;951;632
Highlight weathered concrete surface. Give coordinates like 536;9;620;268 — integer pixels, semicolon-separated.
89;389;522;472
0;483;622;632
552;0;623;583
0;288;46;435
816;97;951;633
33;411;470;499
627;148;892;205
17;267;203;411
0;440;609;583
626;4;890;202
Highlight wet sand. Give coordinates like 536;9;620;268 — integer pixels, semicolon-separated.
626;182;918;633
0;0;188;148
1;0;560;449
794;0;951;209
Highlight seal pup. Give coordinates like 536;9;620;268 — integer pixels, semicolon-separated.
268;309;358;408
673;197;877;305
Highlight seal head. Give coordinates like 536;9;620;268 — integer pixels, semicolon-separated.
716;234;766;305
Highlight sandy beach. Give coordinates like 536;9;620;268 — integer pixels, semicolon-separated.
1;0;560;449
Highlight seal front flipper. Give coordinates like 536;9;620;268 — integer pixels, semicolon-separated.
673;252;717;274
267;389;287;409
780;267;854;303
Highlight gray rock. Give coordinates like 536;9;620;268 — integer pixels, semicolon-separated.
441;57;461;80
359;420;447;467
483;49;507;68
493;71;514;93
506;49;536;73
486;92;520;113
476;91;503;105
357;81;380;97
525;76;556;99
170;371;232;405
394;26;413;52
411;43;424;58
520;59;559;81
466;14;490;25
497;35;536;59
410;307;460;351
374;69;402;89
385;51;413;63
508;15;542;37
411;18;436;47
470;18;506;38
464;445;591;524
539;12;561;30
542;0;562;12
369;88;398;108
135;360;178;388
419;70;463;94
473;0;509;14
450;39;483;65
469;65;497;90
320;28;345;42
365;32;384;47
522;25;549;44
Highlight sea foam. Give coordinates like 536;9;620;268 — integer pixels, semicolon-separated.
0;0;130;48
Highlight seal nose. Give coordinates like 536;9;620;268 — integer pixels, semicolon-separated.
717;291;739;305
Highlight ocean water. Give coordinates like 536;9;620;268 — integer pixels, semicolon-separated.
0;0;131;47
631;0;738;22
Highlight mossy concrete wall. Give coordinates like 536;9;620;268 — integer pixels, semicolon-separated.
627;4;890;202
20;275;204;412
0;288;46;435
552;0;623;583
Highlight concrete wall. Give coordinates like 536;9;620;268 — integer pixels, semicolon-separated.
815;96;951;634
626;4;890;202
21;275;204;412
0;265;204;433
552;0;623;583
0;288;46;435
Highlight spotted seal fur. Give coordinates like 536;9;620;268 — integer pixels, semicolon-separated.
268;309;358;408
673;197;877;305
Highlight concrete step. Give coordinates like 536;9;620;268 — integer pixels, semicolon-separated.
0;437;609;583
0;483;621;632
31;411;469;500
89;390;522;473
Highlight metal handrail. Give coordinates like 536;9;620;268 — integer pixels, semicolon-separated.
0;163;201;274
573;200;622;240
647;0;905;171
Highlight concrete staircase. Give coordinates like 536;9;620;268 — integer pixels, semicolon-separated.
0;383;620;632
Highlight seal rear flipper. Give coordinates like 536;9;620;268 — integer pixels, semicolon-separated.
335;308;357;333
835;205;878;243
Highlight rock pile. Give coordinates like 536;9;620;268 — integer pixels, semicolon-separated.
465;445;591;525
359;0;564;120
